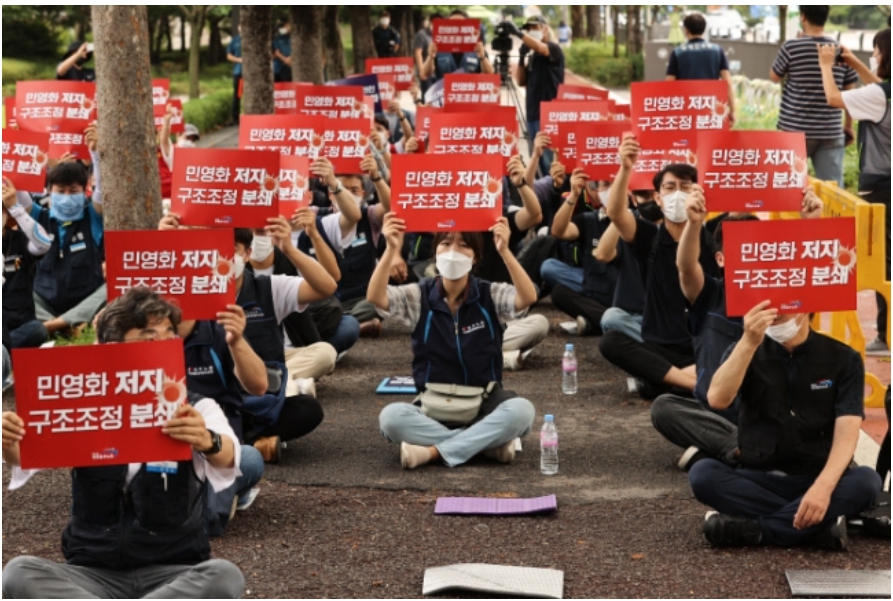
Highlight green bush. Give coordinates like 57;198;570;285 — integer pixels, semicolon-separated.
182;89;232;134
1;17;59;59
565;40;643;87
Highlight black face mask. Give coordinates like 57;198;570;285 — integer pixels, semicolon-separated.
636;200;663;223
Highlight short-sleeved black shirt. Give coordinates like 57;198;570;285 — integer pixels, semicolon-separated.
56;65;95;82
525;41;565;122
476;209;526;284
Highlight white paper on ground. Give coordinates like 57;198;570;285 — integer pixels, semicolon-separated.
423;563;564;599
786;570;890;598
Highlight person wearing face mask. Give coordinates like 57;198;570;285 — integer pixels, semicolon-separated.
599;135;719;400
413;14;440;95
503;15;565;178
651;190;824;473
818;30;891;355
57;41;96;82
273;18;293;83
687;300;883;550
370;213;537;469
421;9;495;84
372;10;401;59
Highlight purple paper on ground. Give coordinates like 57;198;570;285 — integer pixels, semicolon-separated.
434;495;557;515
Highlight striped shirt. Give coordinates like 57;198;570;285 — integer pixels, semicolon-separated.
772;35;858;139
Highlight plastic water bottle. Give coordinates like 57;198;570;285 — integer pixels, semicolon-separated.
562;343;578;395
540;415;559;475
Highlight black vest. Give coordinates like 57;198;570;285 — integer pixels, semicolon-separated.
61;395;209;569
691;281;742;424
237;270;284;364
336;211;379;303
2;227;37;324
738;332;854;475
411;277;503;392
579;212;618;306
857;80;891;192
33;209;104;314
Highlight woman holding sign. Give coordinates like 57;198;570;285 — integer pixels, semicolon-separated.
369;213;537;469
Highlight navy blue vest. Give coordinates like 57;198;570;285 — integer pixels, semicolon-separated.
237;270;284;364
435;52;481;80
33;209;104;314
336;211;379;303
2;227;37;323
411;277;503;392
579;213;618;306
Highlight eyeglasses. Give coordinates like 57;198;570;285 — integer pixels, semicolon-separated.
660;181;693;193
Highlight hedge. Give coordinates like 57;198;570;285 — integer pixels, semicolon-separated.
565;40;644;88
182;89;232;134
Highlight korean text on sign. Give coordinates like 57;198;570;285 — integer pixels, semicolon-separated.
1;129;50;192
15;80;96;158
630;80;730;149
427;108;518;173
443;74;500;111
366;57;414;92
431;18;481;53
541;100;612;169
573;121;632;182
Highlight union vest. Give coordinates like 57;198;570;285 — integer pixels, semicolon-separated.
737;332;855;475
33;209;104;314
579;212;618;306
61;394;208;569
435;52;481;80
411;276;503;392
857;80;891;192
237;270;284;364
2;227;37;321
336;210;379;303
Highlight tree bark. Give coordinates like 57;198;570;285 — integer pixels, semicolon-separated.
185;7;208;99
179;16;186;52
323;5;346;80
165;15;173;53
241;5;274;115
586;5;599;40
207;13;225;65
391;5;413;58
612;8;620;58
290;6;325;84
350;5;375;74
779;5;788;45
571;5;585;41
91;6;161;231
628;6;642;54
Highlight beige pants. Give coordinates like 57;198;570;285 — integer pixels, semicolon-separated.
283;342;336;395
502;314;549;352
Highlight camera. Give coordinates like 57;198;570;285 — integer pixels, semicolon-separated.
492;22;514;53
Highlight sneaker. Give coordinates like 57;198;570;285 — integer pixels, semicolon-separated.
576;315;590;336
236;486;261;511
503;349;522;371
866;337;890;356
336;351;347;363
814;515;848;551
253;436;281;464
558;321;578;334
678;446;707;471
359;318;382;338
628;377;659;400
482;439;516;464
296;377;316;398
702;511;763;547
228;495;239;521
400;442;432;469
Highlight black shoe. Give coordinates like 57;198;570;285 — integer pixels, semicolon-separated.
702;511;763;547
633;378;660;401
677;446;707;471
813;515;848;551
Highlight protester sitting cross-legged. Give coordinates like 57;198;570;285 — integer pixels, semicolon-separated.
598;135;719;400
371;213;537;469
1;287;245;599
651;189;824;471
689;301;882;550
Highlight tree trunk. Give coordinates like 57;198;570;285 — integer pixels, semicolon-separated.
241;6;274;115
91;6;161;231
290;6;324;84
165;15;173;53
571;6;585;41
323;5;346;80
207;14;224;66
179;16;186;52
586;5;599;40
612;8;620;58
350;5;375;74
779;5;788;45
391;5;413;58
187;8;205;99
629;6;642;54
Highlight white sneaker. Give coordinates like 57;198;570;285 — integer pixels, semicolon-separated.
558;321;578;335
296;377;316;398
503;350;522;371
576;315;590;336
483;439;516;464
336;351;347;363
236;486;261;511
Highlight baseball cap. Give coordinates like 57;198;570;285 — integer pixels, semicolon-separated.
522;15;548;30
183;123;200;140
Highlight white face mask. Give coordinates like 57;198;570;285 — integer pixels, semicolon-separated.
766;315;803;344
597;190;610;205
279;27;289;35
436;250;473;281
380;18;390;27
251;235;274;262
660;190;689;223
233;254;246;280
177;138;195;148
870;56;879;73
528;30;544;41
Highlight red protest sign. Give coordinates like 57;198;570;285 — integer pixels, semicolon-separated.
12;339;193;470
153;99;184;134
105;229;236;320
294;84;367;119
365;57;414;92
170;147;281;228
414;105;440;153
556;83;609;101
697;131;808;212
278;155;312;212
152;78;170;110
239;114;369;174
609;100;631;119
2;129;50;192
432;18;481;53
574;121;632;182
541;100;612;170
273;82;312;114
15;81;96;159
4;96;17;129
723;217;857;317
630;80;730;150
443;74;500;112
428;108;518;173
627;148;694;191
391;154;503;233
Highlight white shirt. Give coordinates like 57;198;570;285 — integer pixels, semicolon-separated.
841;83;888;123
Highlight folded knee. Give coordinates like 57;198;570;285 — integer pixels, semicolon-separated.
196;560;245;599
378;402;414;438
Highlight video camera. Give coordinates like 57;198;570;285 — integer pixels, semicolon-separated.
492;21;514;53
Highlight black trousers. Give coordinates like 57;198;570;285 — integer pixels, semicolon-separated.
598;330;695;397
550;284;609;335
252;394;324;443
864;187;890;341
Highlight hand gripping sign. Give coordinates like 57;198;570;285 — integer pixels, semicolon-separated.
170;147;281;228
391;154;503;233
153;98;184;134
427;107;519;174
630;80;730;150
13;339;194;469
239;114;370;174
541;100;612;170
105;228;236;320
696;131;808;212
2;129;50;192
15;80;96;158
723;217;857;317
443;73;501;112
432;18;481;53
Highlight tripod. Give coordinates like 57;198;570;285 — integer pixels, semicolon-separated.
493;51;529;143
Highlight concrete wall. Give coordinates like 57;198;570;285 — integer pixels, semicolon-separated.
645;40;872;82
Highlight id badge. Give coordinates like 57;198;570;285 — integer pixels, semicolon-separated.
350;236;368;248
146;461;178;475
70;241;87;253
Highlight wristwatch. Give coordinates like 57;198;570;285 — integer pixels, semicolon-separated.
329;180;344;195
202;430;223;456
517;178;528;189
371;174;383;182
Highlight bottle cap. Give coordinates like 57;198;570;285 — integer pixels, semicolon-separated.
544;414;554;422
565;343;574;351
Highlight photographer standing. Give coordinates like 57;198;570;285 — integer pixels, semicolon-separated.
506;16;565;177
